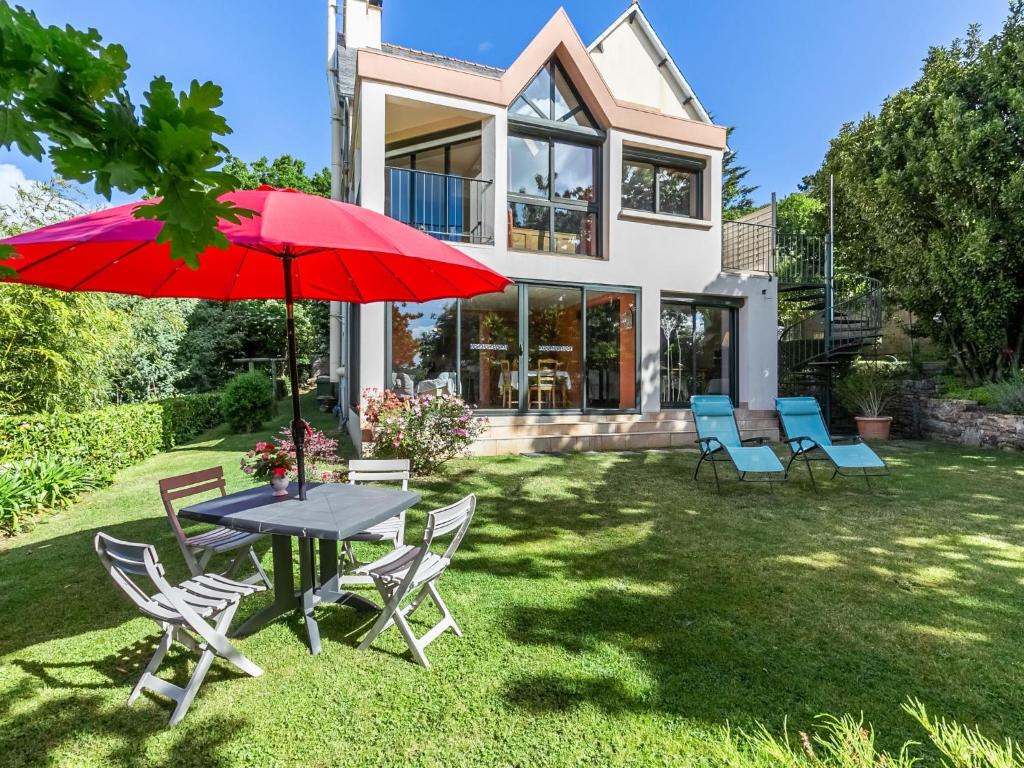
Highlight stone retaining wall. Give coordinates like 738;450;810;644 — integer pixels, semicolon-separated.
894;379;1024;449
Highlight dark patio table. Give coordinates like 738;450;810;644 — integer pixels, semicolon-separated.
180;481;420;655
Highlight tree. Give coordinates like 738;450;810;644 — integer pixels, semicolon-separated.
220;154;333;355
0;179;128;413
105;296;195;403
776;192;825;235
223;154;331;197
0;1;245;269
809;4;1024;382
722;126;759;220
176;300;316;392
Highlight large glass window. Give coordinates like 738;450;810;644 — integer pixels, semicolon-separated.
389;299;458;397
460;285;519;410
526;285;582;410
586;290;638;410
660;300;735;407
508;59;601;258
386;283;640;413
622;151;703;219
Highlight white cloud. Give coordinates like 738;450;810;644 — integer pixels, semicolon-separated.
0;163;31;208
477;41;494;54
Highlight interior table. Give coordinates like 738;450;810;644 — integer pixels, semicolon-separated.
180;481;420;655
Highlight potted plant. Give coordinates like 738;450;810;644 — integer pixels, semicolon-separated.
240;441;295;496
837;362;898;440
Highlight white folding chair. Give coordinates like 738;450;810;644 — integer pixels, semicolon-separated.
94;532;265;726
357;494;476;668
340;459;411;586
159;467;271;589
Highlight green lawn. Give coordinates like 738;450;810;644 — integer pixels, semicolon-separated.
1;403;1023;767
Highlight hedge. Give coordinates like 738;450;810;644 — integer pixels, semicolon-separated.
0;394;224;482
158;393;223;448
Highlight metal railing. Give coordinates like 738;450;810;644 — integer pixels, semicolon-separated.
779;275;884;374
385;167;494;245
722;219;774;273
722;219;830;284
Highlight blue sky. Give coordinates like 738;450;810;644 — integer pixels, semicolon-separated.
0;0;1009;208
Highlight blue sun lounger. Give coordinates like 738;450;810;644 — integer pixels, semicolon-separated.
775;396;888;487
690;395;785;492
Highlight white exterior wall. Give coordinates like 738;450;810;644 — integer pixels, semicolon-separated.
589;17;703;122
347;78;778;435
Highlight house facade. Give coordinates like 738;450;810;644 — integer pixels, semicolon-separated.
327;0;779;454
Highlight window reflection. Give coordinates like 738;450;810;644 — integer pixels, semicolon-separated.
660;301;733;406
460;285;519;409
390;299;458;397
586;290;638;409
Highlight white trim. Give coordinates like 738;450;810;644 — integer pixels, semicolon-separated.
587;2;713;125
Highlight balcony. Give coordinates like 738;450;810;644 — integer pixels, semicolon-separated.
385;167;494;245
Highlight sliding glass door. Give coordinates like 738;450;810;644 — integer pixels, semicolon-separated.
388;282;639;413
525;285;583;410
459;285;519;410
660;299;736;407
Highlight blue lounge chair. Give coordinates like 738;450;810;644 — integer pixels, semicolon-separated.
690;395;785;492
775;396;888;487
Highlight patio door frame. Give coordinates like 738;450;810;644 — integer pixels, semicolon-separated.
384;279;641;416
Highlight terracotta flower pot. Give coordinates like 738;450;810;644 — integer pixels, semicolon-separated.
855;416;892;441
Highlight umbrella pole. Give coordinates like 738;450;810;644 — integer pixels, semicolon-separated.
282;252;307;501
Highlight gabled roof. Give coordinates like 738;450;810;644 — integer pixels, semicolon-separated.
356;7;727;149
587;1;713;125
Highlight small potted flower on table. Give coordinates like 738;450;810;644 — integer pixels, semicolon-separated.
241;441;295;496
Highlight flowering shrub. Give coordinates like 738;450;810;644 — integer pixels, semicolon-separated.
240;441;294;482
362;388;486;475
273;424;345;482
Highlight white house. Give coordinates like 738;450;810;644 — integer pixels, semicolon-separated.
326;0;779;454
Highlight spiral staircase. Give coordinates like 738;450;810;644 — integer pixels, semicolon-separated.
723;219;884;419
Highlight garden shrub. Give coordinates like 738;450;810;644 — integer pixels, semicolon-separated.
940;369;1024;415
0;454;102;535
221;372;275;433
0;403;163;477
158;392;223;448
362;388;486;475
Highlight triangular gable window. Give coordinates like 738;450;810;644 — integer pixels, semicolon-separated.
510;60;596;129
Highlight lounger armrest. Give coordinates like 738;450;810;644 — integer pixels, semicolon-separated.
740;436;770;446
785;435;819;452
697;436;723;452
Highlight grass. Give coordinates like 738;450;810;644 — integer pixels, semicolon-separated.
1;399;1023;767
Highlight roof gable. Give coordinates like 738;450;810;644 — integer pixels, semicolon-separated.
587;2;712;124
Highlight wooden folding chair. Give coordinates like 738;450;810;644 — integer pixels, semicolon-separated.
94;532;265;726
340;459;411;586
357;494;476;668
159;467;271;588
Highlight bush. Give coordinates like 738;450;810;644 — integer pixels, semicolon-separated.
0;403;164;479
362;388;486;475
158;392;222;448
221;372;275;433
0;454;102;535
837;358;906;418
940;369;1024;415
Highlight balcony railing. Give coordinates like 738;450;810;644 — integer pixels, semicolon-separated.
385;167;494;245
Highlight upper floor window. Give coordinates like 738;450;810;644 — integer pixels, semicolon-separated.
622;148;705;220
507;61;603;258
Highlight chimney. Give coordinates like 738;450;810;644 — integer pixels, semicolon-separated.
342;0;382;50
